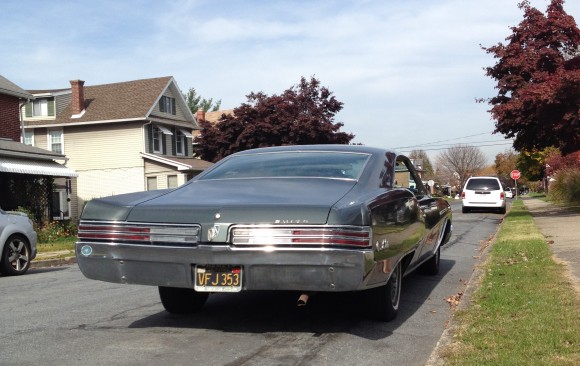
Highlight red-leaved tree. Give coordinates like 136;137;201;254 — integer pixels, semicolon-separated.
194;76;354;162
545;149;580;172
482;0;580;155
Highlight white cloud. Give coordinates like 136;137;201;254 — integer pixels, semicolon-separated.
1;0;579;163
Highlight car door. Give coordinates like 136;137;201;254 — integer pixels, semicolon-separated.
394;157;444;264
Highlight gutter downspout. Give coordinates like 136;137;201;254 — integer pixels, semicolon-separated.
19;98;31;143
142;120;153;191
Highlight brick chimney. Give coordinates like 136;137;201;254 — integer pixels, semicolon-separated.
196;107;205;122
70;79;85;115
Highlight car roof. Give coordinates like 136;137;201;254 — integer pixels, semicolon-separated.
231;144;397;157
466;176;501;180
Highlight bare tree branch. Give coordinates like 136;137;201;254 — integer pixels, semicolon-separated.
436;144;487;191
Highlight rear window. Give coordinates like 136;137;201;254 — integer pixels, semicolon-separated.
465;178;501;191
200;151;370;180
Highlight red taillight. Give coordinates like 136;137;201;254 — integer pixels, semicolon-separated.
78;221;200;244
500;192;505;199
461;192;465;199
78;232;151;241
231;226;371;247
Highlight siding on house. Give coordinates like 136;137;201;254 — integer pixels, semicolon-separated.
144;159;189;188
64;122;144;171
76;167;145;210
150;88;187;121
34;128;48;149
50;121;145;215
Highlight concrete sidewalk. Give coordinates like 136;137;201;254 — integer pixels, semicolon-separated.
523;197;580;296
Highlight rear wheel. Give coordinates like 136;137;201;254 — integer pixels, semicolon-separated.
499;206;506;214
158;287;209;314
368;262;402;321
462;206;469;213
1;235;31;276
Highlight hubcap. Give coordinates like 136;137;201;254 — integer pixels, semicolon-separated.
8;240;29;271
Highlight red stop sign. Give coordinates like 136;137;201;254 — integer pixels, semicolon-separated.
511;170;521;180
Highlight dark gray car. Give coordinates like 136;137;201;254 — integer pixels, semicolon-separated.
76;145;452;321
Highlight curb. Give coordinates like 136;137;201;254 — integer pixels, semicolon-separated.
31;256;77;269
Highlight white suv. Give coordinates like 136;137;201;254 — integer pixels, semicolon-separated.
461;176;506;214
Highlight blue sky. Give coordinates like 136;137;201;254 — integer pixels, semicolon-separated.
2;0;579;163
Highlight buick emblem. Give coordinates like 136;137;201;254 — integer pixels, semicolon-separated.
208;224;220;241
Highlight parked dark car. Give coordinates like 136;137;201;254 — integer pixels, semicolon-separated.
76;145;452;321
0;207;37;275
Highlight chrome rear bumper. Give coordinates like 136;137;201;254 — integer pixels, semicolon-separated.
76;242;376;292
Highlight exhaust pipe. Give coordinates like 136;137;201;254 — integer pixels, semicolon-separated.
297;293;310;307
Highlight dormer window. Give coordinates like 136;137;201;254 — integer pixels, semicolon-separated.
33;99;47;116
159;96;176;115
25;98;55;118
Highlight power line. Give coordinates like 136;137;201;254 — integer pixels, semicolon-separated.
397;139;513;149
393;131;495;149
398;141;513;153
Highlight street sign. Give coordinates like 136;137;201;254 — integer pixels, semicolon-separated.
510;170;521;180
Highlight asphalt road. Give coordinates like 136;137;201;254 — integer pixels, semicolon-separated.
0;201;506;366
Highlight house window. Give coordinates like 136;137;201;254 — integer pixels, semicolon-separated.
175;130;185;156
25;98;55;117
167;175;178;188
52;189;70;220
147;176;158;190
159;96;176;115
48;129;63;154
152;127;163;153
33;99;48;116
24;130;34;146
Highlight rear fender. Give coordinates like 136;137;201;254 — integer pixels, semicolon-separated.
441;220;452;245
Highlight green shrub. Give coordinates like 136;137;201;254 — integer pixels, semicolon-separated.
37;220;78;243
526;180;544;193
548;167;580;204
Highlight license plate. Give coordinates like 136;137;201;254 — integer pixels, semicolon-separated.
194;265;242;292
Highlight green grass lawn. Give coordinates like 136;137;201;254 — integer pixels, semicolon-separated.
37;236;76;254
442;200;580;365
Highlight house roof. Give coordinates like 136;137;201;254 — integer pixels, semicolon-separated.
0;157;78;177
141;153;213;172
204;109;234;123
0;139;77;177
25;76;197;129
27;88;69;94
0;75;32;99
0;138;66;161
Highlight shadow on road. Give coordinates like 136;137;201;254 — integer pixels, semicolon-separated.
129;258;455;341
0;265;69;278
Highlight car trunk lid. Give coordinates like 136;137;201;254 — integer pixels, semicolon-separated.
126;178;357;226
